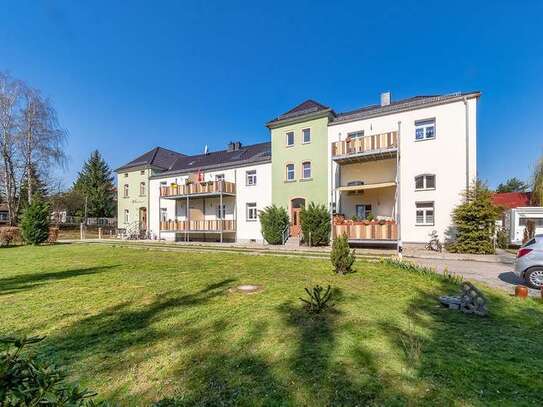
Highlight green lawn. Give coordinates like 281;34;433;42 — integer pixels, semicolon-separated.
1;244;542;406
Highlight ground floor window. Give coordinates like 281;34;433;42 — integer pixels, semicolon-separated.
416;202;434;225
246;202;257;221
355;204;372;219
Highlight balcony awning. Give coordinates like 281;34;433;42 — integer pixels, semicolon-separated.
337;181;396;192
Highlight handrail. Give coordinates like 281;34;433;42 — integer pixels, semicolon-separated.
281;224;289;245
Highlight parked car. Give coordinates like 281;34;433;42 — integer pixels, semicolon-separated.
515;235;543;289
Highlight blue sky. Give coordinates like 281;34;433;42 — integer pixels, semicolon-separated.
1;1;542;188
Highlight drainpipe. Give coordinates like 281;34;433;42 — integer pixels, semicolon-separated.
396;121;402;257
463;97;470;192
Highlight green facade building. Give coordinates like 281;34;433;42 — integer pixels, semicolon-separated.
266;100;333;236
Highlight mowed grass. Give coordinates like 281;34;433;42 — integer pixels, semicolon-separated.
1;244;542;406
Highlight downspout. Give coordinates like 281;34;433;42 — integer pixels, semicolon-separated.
463;97;470;191
396;121;402;257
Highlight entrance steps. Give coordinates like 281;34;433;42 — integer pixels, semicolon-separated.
284;236;300;248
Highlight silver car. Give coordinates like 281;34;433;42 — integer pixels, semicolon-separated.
514;235;543;289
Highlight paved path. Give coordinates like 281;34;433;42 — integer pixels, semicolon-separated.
410;257;540;297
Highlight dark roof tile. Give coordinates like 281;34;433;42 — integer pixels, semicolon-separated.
116;147;186;172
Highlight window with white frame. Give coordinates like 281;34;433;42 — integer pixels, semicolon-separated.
216;204;226;219
124;209;129;223
246;170;256;186
215;174;225;182
286;163;295;181
348;130;364;139
140;170;145;175
140;182;146;196
246;202;257;221
415;118;436;141
415;174;436;190
160;208;167;222
286;131;294;146
123;184;129;198
416;202;434;225
302;128;311;143
302;161;311;179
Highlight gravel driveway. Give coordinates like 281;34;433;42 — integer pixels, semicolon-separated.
410;257;540;297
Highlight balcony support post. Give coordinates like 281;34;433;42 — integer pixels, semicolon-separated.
220;189;223;243
186;195;189;242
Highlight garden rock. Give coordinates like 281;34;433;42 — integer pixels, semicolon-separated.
439;281;488;316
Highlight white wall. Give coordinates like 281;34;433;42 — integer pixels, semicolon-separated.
149;162;272;243
328;97;478;243
509;207;543;245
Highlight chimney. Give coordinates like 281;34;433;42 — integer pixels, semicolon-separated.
228;141;242;151
380;91;391;107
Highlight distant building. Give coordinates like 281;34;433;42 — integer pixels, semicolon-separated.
492;192;543;245
0;203;9;225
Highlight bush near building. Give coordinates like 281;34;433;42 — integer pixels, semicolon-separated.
259;205;289;244
300;202;331;246
448;181;500;254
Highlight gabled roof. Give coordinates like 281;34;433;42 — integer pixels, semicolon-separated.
266;99;332;126
331;91;481;124
153;141;271;177
492;192;532;209
115;147;186;172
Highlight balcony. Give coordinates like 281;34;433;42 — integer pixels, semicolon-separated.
332;131;398;164
160;219;236;233
160;180;236;199
333;218;398;243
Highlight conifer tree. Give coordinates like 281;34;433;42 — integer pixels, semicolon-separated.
448;180;499;254
20;199;50;245
73;150;115;217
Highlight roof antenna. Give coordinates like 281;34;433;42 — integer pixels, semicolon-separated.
204;144;208;155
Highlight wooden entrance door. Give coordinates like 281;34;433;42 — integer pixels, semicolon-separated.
139;207;147;231
290;207;301;236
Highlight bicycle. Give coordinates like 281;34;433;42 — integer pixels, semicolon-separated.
425;230;442;252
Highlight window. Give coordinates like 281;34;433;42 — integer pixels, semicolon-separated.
519;218;543;227
140;182;146;196
0;212;8;221
415;174;436;190
286;164;295;181
160;208;167;222
140;170;145;175
302;161;311;179
356;204;372;219
302;128;311;143
415;118;436;141
124;173;128;178
348;130;364;139
124;209;129;223
123;184;129;198
286;131;294;146
246;202;257;221
216;204;226;219
246;170;257;186
416;202;434;225
215;174;225;182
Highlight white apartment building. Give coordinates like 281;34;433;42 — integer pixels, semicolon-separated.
148;141;272;243
328;91;479;244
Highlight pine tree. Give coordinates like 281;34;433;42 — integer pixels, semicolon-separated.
73;150;115;217
448;180;500;254
20;200;50;245
19;163;48;213
495;177;528;193
330;234;355;274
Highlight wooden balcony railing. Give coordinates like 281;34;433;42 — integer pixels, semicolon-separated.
160;219;236;232
333;221;398;241
160;180;236;197
332;131;398;158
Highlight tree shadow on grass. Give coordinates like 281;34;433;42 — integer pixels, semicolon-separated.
0;265;121;296
41;278;236;375
379;281;543;405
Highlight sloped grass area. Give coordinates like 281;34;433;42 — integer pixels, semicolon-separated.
1;244;542;405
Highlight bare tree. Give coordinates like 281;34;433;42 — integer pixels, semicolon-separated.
19;87;67;205
0;72;67;225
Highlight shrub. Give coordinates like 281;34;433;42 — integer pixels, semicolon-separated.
259;205;289;245
20;200;50;245
0;227;21;247
381;258;463;285
299;202;331;246
447;180;499;254
496;227;508;249
300;285;333;314
330;234;355;274
0;336;107;406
